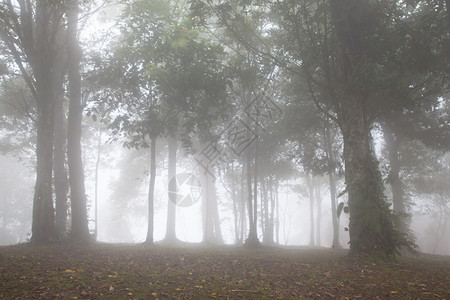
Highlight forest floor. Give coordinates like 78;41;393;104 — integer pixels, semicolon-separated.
0;243;449;299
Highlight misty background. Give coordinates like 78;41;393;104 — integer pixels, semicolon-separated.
0;0;449;256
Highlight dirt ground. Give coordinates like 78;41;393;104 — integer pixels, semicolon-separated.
0;243;449;299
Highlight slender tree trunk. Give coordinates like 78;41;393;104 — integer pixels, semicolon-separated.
253;145;258;236
231;163;239;243
260;180;265;239
265;177;275;245
94;127;102;240
307;174;315;246
382;121;409;234
211;180;223;244
202;169;223;244
315;183;322;246
275;180;280;245
54;91;68;240
245;149;259;246
165;135;178;242
67;0;90;243
328;170;341;248
145;137;156;244
202;171;214;242
262;180;268;242
239;162;246;244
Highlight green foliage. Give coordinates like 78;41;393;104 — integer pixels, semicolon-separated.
336;202;349;219
0;76;36;158
87;0;230;149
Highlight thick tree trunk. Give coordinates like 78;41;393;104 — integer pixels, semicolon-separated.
31;1;66;243
165;135;178;242
54;92;68;240
329;0;399;258
341;111;396;256
145;137;156;244
324;122;341;248
32;99;57;242
67;0;90;243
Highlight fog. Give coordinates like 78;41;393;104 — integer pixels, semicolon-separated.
1;0;449;259
1;141;448;255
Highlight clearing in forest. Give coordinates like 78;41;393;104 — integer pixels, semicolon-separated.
0;243;449;299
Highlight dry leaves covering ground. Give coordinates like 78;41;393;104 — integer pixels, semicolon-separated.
0;243;449;299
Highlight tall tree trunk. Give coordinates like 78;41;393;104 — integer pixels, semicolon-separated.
202;171;214;243
329;0;399;258
165;135;178;242
275;180;280;245
315;183;322;246
231;163;239;243
94;127;102;240
324;121;341;248
239;162;246;244
307;174;315;246
202;169;223;244
54;91;68;240
211;179;224;244
253;144;258;237
340;98;397;256
245;149;259;246
32;95;57;243
381;121;409;234
31;1;66;243
145;137;156;244
265;177;275;245
67;0;90;243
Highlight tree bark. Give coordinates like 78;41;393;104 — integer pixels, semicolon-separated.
94;127;102;240
324;121;341;248
329;0;399;258
211;179;224;244
67;0;91;243
202;171;214;242
165;135;178;242
239;162;246;244
230;163;240;243
307;174;315;246
315;183;322;246
245;146;260;246
145;137;156;244
382;121;408;233
30;1;66;243
54;90;68;240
